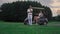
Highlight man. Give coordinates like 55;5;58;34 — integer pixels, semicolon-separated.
27;5;33;25
33;11;44;24
38;11;44;17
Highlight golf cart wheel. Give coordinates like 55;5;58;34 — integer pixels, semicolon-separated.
38;22;44;25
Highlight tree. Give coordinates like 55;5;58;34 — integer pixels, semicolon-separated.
55;15;60;21
1;1;52;22
43;7;52;20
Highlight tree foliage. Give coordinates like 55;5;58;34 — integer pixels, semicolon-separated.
55;15;60;21
0;1;52;22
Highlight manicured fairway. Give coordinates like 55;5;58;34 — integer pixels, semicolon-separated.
0;21;60;34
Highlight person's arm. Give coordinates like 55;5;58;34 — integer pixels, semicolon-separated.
27;9;30;13
31;9;33;12
27;8;33;13
39;13;41;17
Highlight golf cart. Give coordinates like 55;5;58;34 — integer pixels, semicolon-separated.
24;7;48;25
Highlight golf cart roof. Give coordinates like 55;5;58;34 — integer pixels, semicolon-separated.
32;7;44;9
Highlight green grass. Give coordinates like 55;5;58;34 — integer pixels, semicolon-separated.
0;21;60;34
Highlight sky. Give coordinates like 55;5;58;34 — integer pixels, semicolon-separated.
0;0;60;17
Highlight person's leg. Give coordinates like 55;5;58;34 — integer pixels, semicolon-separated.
28;16;31;25
28;14;30;25
28;19;30;25
28;15;32;25
30;18;32;25
28;18;32;25
28;14;32;25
